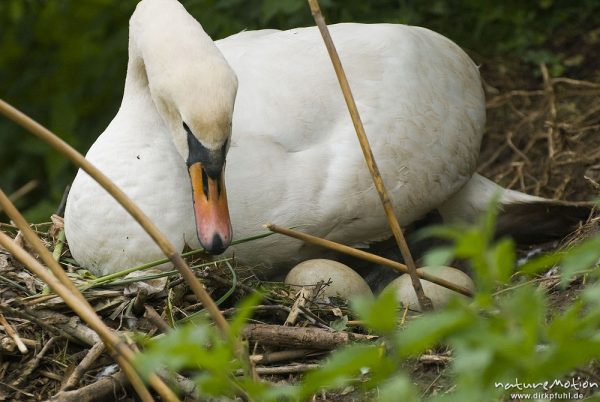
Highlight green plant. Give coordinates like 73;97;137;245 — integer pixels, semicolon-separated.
135;204;600;400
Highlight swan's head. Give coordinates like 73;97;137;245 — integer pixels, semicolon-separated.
146;44;238;255
130;0;238;254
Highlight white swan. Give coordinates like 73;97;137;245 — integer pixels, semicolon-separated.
64;0;588;277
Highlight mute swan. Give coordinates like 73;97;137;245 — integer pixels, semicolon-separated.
64;0;591;277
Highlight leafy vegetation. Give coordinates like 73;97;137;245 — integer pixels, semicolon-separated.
1;0;599;221
135;207;600;400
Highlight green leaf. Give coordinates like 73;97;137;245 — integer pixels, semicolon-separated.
330;315;349;331
230;292;262;340
519;251;563;274
488;237;516;284
378;375;420;402
300;344;384;399
135;325;212;379
351;287;398;334
396;309;473;357
581;284;600;307
561;236;600;282
423;246;455;267
454;228;487;259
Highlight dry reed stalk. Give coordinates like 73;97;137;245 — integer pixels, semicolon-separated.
0;189;84;298
307;0;432;311
0;98;229;335
6;180;39;204
0;186;179;400
0;313;28;354
0;231;172;402
266;224;473;297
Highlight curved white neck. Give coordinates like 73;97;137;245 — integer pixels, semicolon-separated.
122;0;215;103
118;0;237;154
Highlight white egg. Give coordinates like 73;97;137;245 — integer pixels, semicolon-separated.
284;259;373;299
383;266;474;311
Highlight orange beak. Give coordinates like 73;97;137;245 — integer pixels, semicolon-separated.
188;162;232;254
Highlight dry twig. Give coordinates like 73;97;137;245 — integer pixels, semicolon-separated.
250;349;323;365
243;323;377;349
61;342;106;391
12;336;58;387
237;364;320;376
0;313;28;354
307;0;431;311
266;224;473;297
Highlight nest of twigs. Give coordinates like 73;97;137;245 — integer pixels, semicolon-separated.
480;63;600;202
0;225;370;401
0;60;599;401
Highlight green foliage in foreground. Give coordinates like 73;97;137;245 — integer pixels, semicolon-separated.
135;208;600;401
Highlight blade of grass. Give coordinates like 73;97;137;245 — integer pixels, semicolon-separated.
177;259;238;325
0;274;35;296
83;228;273;287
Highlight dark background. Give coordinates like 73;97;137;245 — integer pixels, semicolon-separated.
1;0;599;221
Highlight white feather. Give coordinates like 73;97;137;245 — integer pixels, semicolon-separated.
64;0;486;276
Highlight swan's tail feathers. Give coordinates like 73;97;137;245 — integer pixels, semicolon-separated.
495;200;593;244
438;173;595;244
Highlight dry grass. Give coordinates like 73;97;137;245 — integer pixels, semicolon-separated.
0;54;599;400
480;64;600;202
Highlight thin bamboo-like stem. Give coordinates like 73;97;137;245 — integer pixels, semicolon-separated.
0;187;177;402
0;97;229;333
0;231;178;402
0;189;82;298
307;0;432;311
266;224;473;297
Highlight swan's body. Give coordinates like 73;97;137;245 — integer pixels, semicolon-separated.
65;0;586;277
218;22;488;270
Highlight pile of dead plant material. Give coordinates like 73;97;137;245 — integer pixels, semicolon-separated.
0;220;379;401
0;61;598;400
480;63;600;202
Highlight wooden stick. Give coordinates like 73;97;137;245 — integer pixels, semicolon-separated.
0;189;87;300
250;349;323;365
0;98;229;335
0;305;85;345
53;370;202;402
243;323;377;350
266;224;473;297
39;370;64;382
50;370;130;402
0;314;28;354
0;232;174;402
0;188;173;400
418;353;452;365
5;180;39;204
284;288;312;326
61;342;106;391
12;336;57;387
236;364;320;376
307;0;432;311
145;305;172;334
